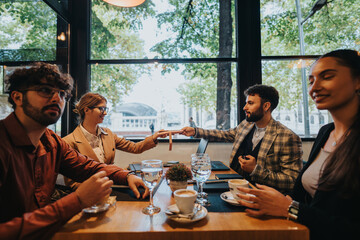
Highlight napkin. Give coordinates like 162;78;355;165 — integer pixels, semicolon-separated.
195;182;229;192
215;174;243;179
211;161;230;171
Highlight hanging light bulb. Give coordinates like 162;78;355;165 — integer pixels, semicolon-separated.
57;32;66;41
102;0;146;7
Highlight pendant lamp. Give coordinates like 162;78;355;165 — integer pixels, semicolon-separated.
102;0;146;7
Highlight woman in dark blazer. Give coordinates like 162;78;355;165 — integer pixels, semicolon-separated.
237;49;360;240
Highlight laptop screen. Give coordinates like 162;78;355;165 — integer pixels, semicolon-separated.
196;138;209;154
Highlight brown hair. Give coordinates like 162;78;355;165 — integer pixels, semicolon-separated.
244;84;279;111
317;49;360;198
73;92;107;122
6;62;73;109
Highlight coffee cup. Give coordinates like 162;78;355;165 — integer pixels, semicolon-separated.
174;189;197;214
228;179;249;201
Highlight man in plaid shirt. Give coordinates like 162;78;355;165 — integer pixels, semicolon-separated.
182;84;303;194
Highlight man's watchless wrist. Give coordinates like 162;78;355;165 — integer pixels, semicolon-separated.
126;171;136;184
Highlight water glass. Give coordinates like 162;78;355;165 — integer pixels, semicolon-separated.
191;153;211;206
141;159;163;215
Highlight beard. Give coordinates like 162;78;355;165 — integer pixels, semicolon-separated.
245;107;265;122
22;95;62;126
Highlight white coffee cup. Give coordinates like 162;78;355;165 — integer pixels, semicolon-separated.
228;179;249;201
174;189;198;214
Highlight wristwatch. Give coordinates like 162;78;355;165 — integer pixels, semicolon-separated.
287;200;300;220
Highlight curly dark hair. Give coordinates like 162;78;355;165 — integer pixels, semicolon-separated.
5;62;73;109
244;84;279;111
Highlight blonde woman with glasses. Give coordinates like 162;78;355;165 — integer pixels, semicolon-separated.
63;92;167;190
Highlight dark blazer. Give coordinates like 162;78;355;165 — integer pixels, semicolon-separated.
291;123;360;240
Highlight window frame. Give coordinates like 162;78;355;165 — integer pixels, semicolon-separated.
2;0;331;141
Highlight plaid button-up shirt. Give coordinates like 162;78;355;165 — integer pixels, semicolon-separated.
195;118;303;193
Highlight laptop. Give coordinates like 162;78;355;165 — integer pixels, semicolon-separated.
196;138;230;171
196;138;209;154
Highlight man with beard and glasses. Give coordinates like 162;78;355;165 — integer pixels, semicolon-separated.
181;84;303;194
0;62;149;240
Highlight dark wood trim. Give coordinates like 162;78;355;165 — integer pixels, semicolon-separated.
89;58;237;64
237;0;262;122
262;55;320;60
43;0;70;23
0;61;58;66
67;0;91;134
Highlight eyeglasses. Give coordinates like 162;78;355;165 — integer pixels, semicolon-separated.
22;85;71;101
89;106;108;113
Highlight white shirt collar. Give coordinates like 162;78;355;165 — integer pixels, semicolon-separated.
80;124;107;137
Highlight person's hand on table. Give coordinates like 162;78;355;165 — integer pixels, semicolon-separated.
181;127;195;137
238;155;257;173
127;174;150;199
75;171;113;208
237;184;292;218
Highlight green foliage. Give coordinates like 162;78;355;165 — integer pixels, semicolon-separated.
151;0;236;119
90;0;156;107
90;67;143;109
261;0;360;112
262;60;309;111
91;0;156;59
165;164;192;181
0;1;56;60
151;0;223;58
261;0;360;55
0;0;155;106
2;0;360;118
175;62;237;113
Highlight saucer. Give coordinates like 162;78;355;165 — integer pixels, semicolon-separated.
220;191;241;206
166;204;208;223
83;203;110;214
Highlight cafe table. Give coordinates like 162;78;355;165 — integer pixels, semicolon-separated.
52;170;309;240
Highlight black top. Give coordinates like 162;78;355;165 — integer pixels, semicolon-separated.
290;123;360;240
230;126;263;178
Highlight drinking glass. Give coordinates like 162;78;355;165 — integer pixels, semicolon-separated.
141;159;163;215
191;153;211;206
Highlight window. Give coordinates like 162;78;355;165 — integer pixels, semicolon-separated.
0;1;57;62
0;1;64;135
90;63;237;138
261;0;360;137
319;113;325;125
90;0;237;139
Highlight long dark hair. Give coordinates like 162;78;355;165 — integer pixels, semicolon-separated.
317;49;360;198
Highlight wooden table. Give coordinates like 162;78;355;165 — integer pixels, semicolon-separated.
52;171;309;240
